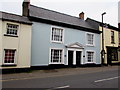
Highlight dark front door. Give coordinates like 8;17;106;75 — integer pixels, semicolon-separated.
76;51;81;66
68;51;73;66
107;47;118;65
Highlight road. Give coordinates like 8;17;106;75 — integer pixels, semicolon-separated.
1;66;120;89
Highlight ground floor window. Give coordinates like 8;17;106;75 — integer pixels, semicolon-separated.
50;49;63;64
4;49;16;64
107;47;118;61
86;51;94;63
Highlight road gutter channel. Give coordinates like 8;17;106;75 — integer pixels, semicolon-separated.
94;76;120;83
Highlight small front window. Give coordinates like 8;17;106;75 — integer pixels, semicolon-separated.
51;27;63;43
4;49;16;64
50;49;63;64
6;23;18;36
87;51;94;63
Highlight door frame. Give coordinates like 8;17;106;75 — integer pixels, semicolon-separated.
66;48;83;65
106;47;118;65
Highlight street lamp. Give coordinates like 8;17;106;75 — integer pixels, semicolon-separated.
101;12;106;65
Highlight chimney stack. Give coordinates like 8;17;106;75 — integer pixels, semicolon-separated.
22;0;30;16
79;12;84;20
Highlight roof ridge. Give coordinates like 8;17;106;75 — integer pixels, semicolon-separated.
86;17;101;23
30;4;83;20
87;17;119;28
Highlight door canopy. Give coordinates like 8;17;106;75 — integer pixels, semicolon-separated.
66;42;84;49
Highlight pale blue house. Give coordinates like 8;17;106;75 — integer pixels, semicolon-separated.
23;1;101;67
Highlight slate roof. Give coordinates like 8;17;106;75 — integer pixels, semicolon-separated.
0;11;32;25
86;18;120;31
29;5;101;33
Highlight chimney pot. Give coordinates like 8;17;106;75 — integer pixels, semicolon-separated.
79;12;84;20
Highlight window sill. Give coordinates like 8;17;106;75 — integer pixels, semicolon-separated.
4;34;18;37
51;41;63;44
85;62;96;64
86;44;95;47
1;64;17;67
49;62;64;64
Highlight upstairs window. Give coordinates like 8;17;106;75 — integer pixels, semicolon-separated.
87;33;94;46
111;31;115;44
6;23;18;36
51;27;63;43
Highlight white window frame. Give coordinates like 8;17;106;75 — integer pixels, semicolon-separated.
86;32;95;46
85;50;96;63
3;49;17;65
50;26;64;43
49;48;64;64
5;23;19;36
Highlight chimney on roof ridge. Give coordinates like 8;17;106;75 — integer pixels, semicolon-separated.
79;12;84;20
22;0;30;16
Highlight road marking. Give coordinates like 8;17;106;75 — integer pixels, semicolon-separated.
47;85;70;90
55;85;70;89
94;76;120;83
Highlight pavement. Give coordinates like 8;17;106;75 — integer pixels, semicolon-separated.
1;65;119;82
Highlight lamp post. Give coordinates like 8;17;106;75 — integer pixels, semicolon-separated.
101;12;106;65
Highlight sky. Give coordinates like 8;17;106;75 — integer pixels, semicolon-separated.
118;1;120;23
0;0;119;27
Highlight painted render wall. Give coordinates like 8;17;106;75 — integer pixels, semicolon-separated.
1;21;31;69
99;26;120;64
31;22;101;66
0;20;2;68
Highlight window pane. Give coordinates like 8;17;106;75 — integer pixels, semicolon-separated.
51;49;62;63
111;31;115;43
87;34;94;45
51;27;63;42
87;52;94;62
6;23;18;36
4;50;16;64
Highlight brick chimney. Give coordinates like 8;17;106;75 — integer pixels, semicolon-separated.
79;12;84;20
22;0;30;16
